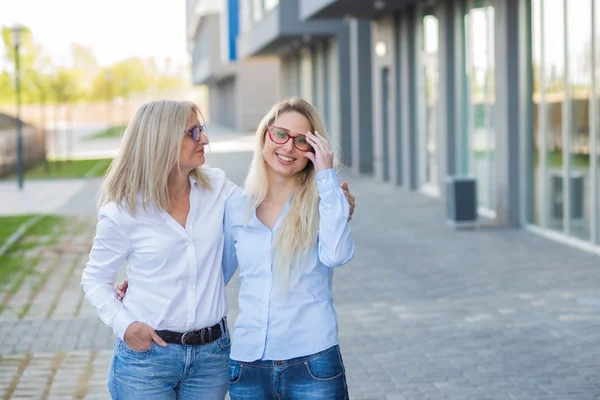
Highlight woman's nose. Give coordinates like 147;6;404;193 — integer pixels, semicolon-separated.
283;138;294;151
200;132;209;145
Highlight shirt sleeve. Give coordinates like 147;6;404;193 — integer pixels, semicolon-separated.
81;209;136;340
316;168;355;267
222;188;241;285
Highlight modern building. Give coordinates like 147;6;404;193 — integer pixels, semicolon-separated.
236;0;375;171
186;0;281;131
219;0;600;254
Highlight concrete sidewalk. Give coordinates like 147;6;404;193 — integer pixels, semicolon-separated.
1;148;600;398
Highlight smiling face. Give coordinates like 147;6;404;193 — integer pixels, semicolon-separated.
178;113;208;172
262;111;312;179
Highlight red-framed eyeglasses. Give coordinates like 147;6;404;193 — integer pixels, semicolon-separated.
267;125;313;152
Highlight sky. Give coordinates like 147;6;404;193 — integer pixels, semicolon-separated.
0;0;189;68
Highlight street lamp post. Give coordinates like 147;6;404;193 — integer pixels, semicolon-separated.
11;24;24;190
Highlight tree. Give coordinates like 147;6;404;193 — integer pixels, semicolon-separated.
70;43;99;95
49;68;82;160
88;57;153;102
0;70;13;104
1;25;40;104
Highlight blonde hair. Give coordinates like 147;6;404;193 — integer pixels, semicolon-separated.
245;97;334;289
99;100;212;213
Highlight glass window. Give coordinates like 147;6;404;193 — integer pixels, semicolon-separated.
419;14;440;193
265;0;279;11
567;1;592;240
240;0;251;32
465;6;495;214
530;0;596;243
252;0;263;22
595;0;600;244
531;0;543;226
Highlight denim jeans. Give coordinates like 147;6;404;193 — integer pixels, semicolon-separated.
228;345;349;400
108;331;230;399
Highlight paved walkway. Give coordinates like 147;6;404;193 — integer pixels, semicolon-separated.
1;148;600;398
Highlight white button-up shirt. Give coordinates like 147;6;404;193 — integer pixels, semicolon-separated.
81;168;236;340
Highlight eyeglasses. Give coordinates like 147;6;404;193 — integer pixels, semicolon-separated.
185;124;206;142
267;125;313;152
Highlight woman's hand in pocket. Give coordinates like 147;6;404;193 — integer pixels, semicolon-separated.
123;321;167;351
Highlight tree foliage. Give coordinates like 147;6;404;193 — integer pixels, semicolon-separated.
0;24;190;106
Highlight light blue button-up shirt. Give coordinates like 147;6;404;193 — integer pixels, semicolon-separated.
223;168;354;362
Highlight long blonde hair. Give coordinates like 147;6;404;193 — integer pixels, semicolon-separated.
245;97;334;289
99;100;211;213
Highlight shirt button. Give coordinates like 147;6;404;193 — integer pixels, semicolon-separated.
321;178;326;183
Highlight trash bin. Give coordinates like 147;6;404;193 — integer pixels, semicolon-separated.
446;176;478;226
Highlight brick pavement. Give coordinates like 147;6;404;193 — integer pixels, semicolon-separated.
0;149;600;399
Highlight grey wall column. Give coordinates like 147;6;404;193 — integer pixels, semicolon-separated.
493;0;521;225
322;40;331;129
312;45;322;111
337;25;353;167
454;0;469;175
329;39;342;157
350;18;374;175
393;13;404;186
282;55;300;98
208;82;219;125
436;0;457;197
280;57;289;98
519;0;533;225
372;15;399;183
399;6;418;189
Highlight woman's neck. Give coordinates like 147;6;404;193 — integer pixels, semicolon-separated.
167;169;191;200
264;169;295;205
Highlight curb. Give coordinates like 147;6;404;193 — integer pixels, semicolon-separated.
0;215;43;258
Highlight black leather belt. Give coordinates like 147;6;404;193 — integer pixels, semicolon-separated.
155;318;226;346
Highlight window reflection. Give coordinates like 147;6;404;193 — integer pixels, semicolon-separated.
421;15;439;191
530;0;595;242
240;0;279;31
465;6;495;213
567;0;591;240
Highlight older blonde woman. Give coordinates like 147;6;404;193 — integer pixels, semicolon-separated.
82;100;235;399
224;97;353;399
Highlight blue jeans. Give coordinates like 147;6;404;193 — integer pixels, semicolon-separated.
228;345;349;400
108;331;230;399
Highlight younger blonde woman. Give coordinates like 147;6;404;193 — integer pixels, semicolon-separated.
224;97;353;399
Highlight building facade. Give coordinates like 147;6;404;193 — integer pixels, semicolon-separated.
232;0;600;254
187;0;281;131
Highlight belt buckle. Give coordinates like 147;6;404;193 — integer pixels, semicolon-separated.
181;330;194;346
181;329;205;346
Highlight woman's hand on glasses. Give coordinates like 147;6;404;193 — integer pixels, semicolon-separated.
304;131;334;172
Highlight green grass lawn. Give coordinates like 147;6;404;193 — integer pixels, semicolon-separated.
4;158;113;180
0;214;65;288
0;215;35;249
88;125;127;140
